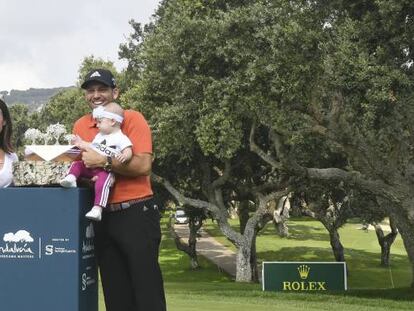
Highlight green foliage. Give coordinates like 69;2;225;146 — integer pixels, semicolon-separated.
9;103;32;150
77;56;126;92
318;1;414;180
32;56;125;134
118;1;414;273
121;0;328;164
36;88;88;132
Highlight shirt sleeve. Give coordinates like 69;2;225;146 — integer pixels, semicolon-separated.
123;111;152;154
118;133;133;151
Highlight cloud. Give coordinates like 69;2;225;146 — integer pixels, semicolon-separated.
0;0;160;91
3;230;34;243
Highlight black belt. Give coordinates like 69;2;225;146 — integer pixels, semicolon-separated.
106;196;153;212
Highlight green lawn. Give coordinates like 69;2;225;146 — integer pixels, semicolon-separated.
203;217;412;289
98;217;414;310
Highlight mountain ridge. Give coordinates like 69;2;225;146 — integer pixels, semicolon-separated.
1;86;74;111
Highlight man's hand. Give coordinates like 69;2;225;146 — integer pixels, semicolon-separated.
81;147;106;168
115;147;133;163
116;153;128;163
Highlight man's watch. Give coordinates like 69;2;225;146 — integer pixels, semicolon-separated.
103;156;112;172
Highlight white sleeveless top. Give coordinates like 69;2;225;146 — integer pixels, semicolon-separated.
0;152;18;188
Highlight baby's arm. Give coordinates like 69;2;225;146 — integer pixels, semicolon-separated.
115;147;133;163
72;135;91;151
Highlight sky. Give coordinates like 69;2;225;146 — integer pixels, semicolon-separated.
0;0;161;92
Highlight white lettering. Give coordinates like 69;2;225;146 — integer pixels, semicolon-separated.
82;273;87;291
45;245;54;255
0;243;34;254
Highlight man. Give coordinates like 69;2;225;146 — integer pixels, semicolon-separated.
73;68;166;311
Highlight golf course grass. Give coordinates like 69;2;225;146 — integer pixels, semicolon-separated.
98;217;413;310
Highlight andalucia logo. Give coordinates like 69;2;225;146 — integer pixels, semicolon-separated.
0;230;35;259
282;265;327;291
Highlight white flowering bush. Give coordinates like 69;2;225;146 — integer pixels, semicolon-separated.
40;132;50;145
63;134;75;144
46;123;67;145
24;124;68;145
24;128;42;145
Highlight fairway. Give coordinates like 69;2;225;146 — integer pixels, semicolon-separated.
166;283;413;311
203;218;412;289
98;217;413;310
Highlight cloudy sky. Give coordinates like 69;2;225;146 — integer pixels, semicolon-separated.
0;0;161;92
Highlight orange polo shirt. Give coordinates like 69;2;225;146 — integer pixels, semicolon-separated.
73;110;153;203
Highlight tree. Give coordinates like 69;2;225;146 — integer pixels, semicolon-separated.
120;0;295;282
36;88;87;131
121;0;414;286
9;103;32;150
35;57;122;131
168;206;205;270
244;1;414;287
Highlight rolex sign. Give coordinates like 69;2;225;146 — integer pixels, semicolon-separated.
262;262;347;291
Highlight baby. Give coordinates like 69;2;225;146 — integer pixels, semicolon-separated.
60;102;132;221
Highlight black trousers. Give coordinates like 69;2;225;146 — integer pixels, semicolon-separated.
93;197;166;311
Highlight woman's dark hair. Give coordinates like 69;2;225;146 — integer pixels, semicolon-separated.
0;99;13;153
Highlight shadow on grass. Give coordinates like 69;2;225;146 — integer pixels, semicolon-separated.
259;246;409;269
257;220;329;242
163;218;413;302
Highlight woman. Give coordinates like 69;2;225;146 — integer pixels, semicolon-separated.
0;99;18;187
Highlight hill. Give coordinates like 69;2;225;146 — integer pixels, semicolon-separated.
0;86;74;111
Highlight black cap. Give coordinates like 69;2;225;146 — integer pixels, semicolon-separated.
81;69;117;89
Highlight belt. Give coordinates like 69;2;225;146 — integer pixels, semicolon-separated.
106;196;154;212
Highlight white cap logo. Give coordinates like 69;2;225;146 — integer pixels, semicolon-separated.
90;71;101;78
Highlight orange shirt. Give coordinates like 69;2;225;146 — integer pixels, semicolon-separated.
73;110;153;203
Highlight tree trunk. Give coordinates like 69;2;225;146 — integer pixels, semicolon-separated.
188;218;202;269
169;217;200;269
250;233;259;283
391;210;414;288
238;200;250;234
235;219;260;282
273;221;289;237
329;229;345;262
151;172;287;283
373;219;398;267
236;242;253;282
270;196;290;237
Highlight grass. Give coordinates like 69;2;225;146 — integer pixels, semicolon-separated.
203;217;412;289
98;216;414;310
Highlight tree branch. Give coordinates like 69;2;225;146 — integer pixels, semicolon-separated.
211;159;231;189
266;130;401;204
151;173;218;212
249;122;282;169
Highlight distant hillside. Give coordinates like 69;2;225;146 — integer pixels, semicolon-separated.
0;86;74;111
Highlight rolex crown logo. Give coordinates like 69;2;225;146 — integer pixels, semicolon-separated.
297;265;310;279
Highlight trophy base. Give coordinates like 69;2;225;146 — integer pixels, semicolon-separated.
13;161;71;186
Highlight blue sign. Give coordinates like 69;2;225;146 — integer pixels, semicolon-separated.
0;188;97;311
